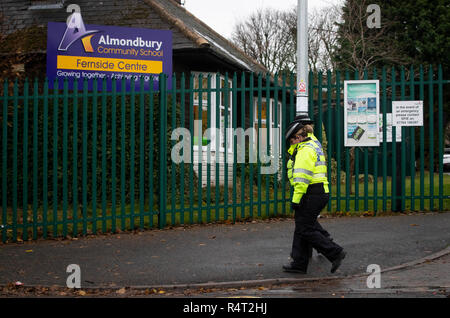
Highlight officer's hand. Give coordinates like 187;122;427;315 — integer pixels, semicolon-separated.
291;202;301;211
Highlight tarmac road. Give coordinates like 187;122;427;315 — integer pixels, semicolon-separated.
0;212;449;289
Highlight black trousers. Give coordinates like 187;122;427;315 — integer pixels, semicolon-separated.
290;217;330;259
291;190;343;271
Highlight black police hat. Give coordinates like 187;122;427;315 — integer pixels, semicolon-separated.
285;114;313;142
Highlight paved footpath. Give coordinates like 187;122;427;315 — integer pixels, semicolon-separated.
0;212;449;295
199;248;450;298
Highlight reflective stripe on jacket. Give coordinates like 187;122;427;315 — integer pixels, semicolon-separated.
287;144;297;186
287;133;329;204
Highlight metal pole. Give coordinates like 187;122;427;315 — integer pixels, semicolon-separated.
297;0;309;117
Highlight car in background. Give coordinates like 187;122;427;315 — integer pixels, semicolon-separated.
444;147;450;172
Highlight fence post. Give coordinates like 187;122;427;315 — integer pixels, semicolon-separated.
2;80;8;243
91;79;98;234
428;65;434;211
438;64;444;211
409;66;416;211
381;67;387;212
32;78;39;240
129;79;136;229
12;79;18;241
335;70;342;213
232;72;238;221
148;77;155;227
326;70;332;211
52;78;58;238
400;67;406;212
419;65;425;211
281;73;287;215
159;74;168;228
62;78;68;237
110;79;117;232
101;78;108;233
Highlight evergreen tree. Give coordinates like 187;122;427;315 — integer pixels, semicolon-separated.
334;0;450;73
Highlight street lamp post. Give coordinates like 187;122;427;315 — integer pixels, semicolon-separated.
297;0;310;118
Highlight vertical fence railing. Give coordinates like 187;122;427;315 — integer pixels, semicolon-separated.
314;65;449;214
0;65;449;242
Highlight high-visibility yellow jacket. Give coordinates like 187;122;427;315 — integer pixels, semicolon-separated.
287;133;329;204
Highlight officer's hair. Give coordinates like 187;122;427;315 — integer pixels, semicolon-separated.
302;124;314;134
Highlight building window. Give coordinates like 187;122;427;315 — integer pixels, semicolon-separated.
219;78;232;152
254;98;282;156
193;75;209;147
271;99;283;149
192;73;233;153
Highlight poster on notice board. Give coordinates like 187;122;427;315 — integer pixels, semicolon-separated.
344;80;380;147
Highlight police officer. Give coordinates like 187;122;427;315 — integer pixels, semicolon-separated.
283;115;346;274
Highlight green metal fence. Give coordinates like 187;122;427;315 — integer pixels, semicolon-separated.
1;65;449;243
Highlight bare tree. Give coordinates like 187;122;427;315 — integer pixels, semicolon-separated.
308;5;342;72
231;9;296;74
231;5;342;74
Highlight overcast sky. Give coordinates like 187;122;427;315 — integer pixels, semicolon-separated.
184;0;343;39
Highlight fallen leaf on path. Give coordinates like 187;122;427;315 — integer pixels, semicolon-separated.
116;288;126;294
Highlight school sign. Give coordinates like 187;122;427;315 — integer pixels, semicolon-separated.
47;12;172;90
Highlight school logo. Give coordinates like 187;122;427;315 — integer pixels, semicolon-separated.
58;11;99;53
47;9;173;91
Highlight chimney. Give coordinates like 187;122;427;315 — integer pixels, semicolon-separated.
175;0;185;5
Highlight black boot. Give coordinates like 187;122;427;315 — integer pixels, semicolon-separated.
282;263;307;274
330;250;346;273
